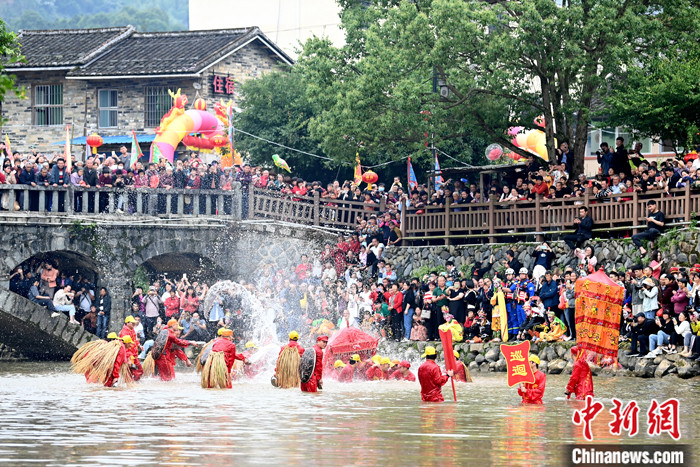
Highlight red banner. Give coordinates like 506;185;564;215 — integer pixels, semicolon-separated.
500;341;535;387
439;329;457;402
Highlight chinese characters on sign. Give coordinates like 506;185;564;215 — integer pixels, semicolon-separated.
500;341;536;387
212;75;235;95
572;396;681;441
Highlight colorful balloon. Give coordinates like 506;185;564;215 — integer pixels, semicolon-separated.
507;126;524;136
526;130;545;152
534;116;545;128
515;132;529;148
272;154;291;173
485;143;503;161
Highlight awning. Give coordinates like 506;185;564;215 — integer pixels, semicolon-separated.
53;134;157;145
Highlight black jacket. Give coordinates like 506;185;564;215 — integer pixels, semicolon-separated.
98;293;112;318
83;168;99;187
575;215;594;239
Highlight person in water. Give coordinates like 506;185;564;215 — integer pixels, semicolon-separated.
518;354;546;404
418;346;453;402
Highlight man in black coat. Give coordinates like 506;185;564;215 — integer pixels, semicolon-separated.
563;206;594;251
627;313;658;357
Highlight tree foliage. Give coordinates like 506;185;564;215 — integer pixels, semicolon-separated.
1;0;187;32
294;0;699;176
0;18;26;119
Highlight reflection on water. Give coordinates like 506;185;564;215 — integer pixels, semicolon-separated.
0;362;697;466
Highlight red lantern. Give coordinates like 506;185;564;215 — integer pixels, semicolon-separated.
193;98;207;111
362;170;379;190
211;135;228;147
86;133;103;155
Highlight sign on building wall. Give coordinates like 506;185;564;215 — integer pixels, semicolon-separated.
212;75;235;95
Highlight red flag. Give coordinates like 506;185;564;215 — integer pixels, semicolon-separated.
439;329;457;402
500;341;536;387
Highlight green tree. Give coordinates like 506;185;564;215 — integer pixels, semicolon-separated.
296;0;699;176
604;32;700;154
233;70;335;183
0;18;26;120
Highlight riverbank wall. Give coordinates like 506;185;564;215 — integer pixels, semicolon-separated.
385;228;700;279
376;339;700;379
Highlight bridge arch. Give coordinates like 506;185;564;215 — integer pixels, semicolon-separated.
139;252;226;284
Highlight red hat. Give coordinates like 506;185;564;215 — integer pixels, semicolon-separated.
317;335;329;342
670;267;680;273
399;360;411;369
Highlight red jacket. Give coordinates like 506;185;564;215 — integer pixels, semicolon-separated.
279;340;305;357
388;291;403;314
164;296;180;317
390;369;416;381
418;360;449;402
338;364;356;382
106;344;126;387
119;325;139;356
518;370;546;404
366;366;388;380
212;337;246;372
566;360;594;400
157;329;190;362
453;361;468;382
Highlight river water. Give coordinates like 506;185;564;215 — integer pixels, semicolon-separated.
0;362;696;466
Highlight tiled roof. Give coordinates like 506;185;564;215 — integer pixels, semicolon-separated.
12;26;134;68
68;27;291;77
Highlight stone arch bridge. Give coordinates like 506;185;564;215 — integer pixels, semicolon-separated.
0;215;334;359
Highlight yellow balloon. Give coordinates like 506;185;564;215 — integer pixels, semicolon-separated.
535;142;548;160
515;132;529;148
526;130;541;152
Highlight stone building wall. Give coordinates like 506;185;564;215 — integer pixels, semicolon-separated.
1;40;285;154
384;229;697;279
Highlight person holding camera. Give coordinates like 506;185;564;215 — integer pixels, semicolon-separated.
643;310;675;358
632;200;665;256
596;142;614;175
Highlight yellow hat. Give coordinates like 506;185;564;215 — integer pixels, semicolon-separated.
220;329;234;337
371;355;381;364
453;350;460;358
121;335;133;344
217;328;224;336
421;346;437;358
124;316;136;324
529;354;540;365
380;357;391;365
106;332;120;340
289;331;299;341
334;360;346;368
245;341;257;349
350;354;361;362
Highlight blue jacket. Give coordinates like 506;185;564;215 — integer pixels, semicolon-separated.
539;279;559;310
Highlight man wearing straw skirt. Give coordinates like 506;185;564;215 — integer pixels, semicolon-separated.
202;328;249;389
120;316;143;381
300;335;327;393
156;319;194;381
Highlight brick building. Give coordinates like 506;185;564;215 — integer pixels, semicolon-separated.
2;26;292;154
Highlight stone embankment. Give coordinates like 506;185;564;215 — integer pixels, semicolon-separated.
385;229;699;279
376;339;700;379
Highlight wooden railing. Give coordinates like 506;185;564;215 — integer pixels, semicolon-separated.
1;183;697;245
0;184;242;218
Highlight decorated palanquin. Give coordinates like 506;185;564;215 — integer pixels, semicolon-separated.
574;269;624;367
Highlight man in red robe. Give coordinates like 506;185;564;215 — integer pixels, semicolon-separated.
207;328;249;388
155;319;192;381
565;346;594;400
418;346;453;402
366;357;391;380
104;332;131;387
452;350;468;383
338;354;361;382
301;335;327;393
119;316;142;381
518;354;546;404
390;360;416;381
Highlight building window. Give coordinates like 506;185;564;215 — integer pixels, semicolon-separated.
34;84;63;126
98;89;118;128
145;86;173;127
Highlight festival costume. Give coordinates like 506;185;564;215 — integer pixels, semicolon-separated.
155;329;191;381
490;289;508;341
204;337;246;389
338;364;356;382
389;369;416;381
566;357;594;400
518;370;546;404
509;280;535;337
105;343;127;387
418;359;449;402
300;344;324;393
453;361;468;383
538;317;567;341
365;365;388;380
119;325;142;381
